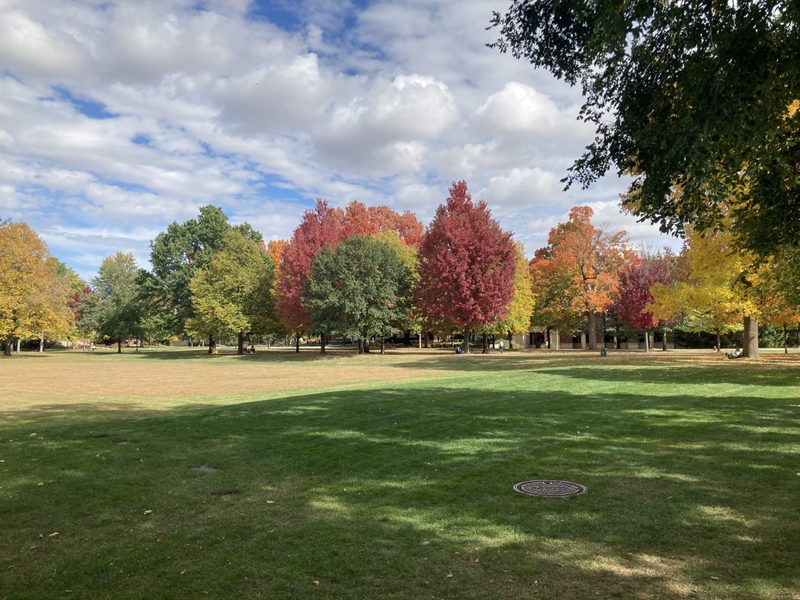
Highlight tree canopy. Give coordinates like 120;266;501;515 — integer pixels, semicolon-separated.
0;222;73;355
540;206;627;349
187;229;274;354
150;205;262;337
491;1;800;257
81;252;142;353
416;181;516;352
305;235;412;353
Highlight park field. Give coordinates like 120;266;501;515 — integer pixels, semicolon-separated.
1;348;799;599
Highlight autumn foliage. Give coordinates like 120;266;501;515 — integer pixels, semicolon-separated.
541;206;627;348
275;200;348;334
416;181;516;351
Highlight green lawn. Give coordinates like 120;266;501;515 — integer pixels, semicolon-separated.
1;350;799;599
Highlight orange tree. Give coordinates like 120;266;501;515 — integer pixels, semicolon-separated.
539;207;627;350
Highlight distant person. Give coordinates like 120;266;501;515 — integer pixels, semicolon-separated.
726;346;743;359
498;339;504;353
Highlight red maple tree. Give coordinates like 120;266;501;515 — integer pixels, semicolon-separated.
612;251;675;351
416;181;516;353
275;200;348;349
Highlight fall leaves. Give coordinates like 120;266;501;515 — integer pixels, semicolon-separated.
0;222;75;355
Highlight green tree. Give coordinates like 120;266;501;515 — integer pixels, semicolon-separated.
149;206;262;339
305;236;412;354
186;230;274;354
491;2;800;257
82;253;143;353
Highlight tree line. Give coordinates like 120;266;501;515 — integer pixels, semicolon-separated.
2;179;799;357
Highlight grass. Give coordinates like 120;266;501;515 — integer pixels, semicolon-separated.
1;348;799;599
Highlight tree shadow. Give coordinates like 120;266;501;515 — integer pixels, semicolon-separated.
1;383;798;598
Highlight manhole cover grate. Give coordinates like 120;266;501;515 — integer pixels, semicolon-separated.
514;480;586;497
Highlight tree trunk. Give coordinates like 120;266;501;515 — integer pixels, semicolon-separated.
320;332;327;354
463;328;470;354
237;332;244;355
3;334;12;357
117;339;122;354
644;330;650;353
423;331;429;348
716;331;721;352
358;338;364;354
482;333;488;354
507;330;513;350
743;316;759;359
783;325;788;354
295;331;301;353
380;336;385;355
662;328;668;351
39;331;44;353
208;335;215;354
418;331;422;349
16;338;21;352
587;310;597;350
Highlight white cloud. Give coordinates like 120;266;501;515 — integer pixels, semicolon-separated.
480;167;563;208
0;0;677;279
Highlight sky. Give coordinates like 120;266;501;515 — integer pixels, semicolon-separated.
0;0;680;281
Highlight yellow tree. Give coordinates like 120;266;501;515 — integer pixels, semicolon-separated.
486;242;535;349
649;227;765;357
0;222;70;356
19;257;74;351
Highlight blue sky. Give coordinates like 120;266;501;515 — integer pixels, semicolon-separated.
0;0;679;281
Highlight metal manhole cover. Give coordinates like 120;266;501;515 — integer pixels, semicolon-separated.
514;480;586;497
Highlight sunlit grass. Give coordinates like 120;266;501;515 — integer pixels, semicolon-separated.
1;349;798;598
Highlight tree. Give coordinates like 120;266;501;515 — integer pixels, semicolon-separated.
344;202;424;248
416;181;516;353
0;222;71;356
542;207;627;349
491;1;800;257
21;257;75;352
187;230;274;354
648;227;763;357
82;253;142;353
305;236;412;354
486;242;536;349
529;247;582;347
150;206;260;339
275;200;348;351
612;251;675;352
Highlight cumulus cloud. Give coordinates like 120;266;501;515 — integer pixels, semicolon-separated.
480;167;564;209
472;82;589;142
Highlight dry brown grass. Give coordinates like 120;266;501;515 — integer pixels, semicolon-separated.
0;348;455;412
2;346;797;415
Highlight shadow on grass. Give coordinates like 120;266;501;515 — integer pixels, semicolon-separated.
1;382;798;598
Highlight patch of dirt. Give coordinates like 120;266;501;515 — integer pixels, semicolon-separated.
190;464;219;473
